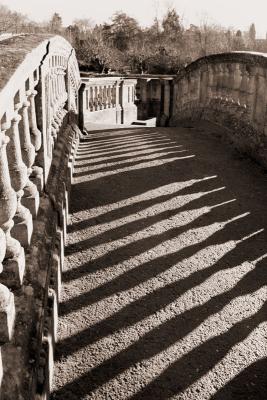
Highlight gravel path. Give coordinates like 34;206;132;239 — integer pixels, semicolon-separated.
52;123;267;400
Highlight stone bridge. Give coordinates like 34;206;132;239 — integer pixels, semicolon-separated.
0;35;267;399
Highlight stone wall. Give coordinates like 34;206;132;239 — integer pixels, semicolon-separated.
0;34;81;399
169;52;267;168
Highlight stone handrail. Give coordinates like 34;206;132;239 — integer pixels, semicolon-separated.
170;51;267;167
0;34;80;398
80;76;138;126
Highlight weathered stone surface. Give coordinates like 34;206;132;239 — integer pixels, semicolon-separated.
0;284;15;343
169;51;267;169
0;32;81;399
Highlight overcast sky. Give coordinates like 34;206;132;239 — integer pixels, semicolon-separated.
2;0;267;38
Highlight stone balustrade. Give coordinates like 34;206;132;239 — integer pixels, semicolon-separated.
80;76;138;126
169;52;267;167
0;34;81;399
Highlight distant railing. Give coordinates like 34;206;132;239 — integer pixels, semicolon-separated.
0;34;80;395
80;77;138;126
170;52;267;166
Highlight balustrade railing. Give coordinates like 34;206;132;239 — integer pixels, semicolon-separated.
169;52;267;166
0;34;80;397
80;77;137;125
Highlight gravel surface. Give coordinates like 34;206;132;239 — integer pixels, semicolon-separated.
52;123;267;400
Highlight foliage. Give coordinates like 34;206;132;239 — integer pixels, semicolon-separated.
0;2;265;75
162;8;183;39
76;27;124;73
249;23;256;42
102;12;140;51
0;4;30;34
49;12;62;34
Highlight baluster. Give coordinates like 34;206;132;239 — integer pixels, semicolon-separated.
224;63;231;103
51;71;60;136
102;86;106;109
232;63;242;104
239;65;249;107
210;65;218;102
99;86;103;110
254;68;267;130
221;63;228;101
60;69;68;120
89;86;93;111
0;121;25;286
246;66;257;121
187;75;193;109
214;64;222;102
199;66;208;107
0;226;15;342
112;85;116;107
50;74;59;143
104;86;108;109
6;102;33;248
102;86;105;109
55;69;65;125
193;69;201;103
206;65;212;102
183;78;189;107
107;85;111;108
19;95;40;218
0;230;15;374
28;88;42;151
94;86;99;110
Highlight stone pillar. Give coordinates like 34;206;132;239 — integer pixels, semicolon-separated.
6;105;33;248
160;79;171;126
0;123;25;286
78;83;86;131
164;80;171;117
139;79;148;119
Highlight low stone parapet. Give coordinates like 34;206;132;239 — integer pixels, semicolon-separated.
169;51;267;168
0;34;81;399
80;76;137;127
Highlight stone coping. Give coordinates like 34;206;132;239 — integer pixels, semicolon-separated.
0;34;53;91
177;51;267;80
0;34;74;121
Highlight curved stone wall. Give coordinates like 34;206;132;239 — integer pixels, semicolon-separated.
169;51;267;167
0;34;81;399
